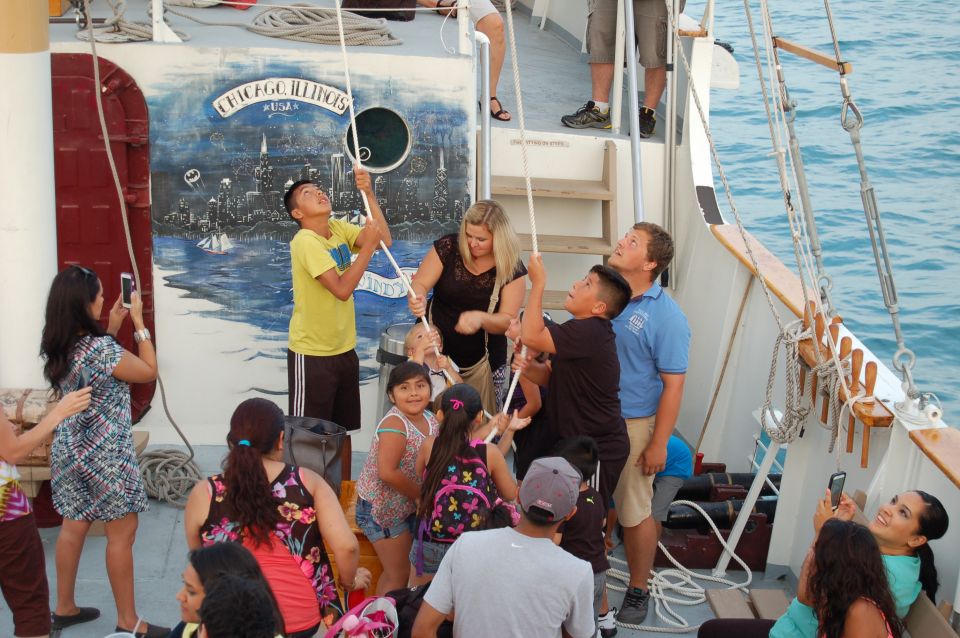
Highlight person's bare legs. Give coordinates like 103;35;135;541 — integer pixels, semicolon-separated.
623;515;657;590
476;13;509;119
372;533;414;595
105;513;143;631
591;62;615;104
643;66;666;110
54;518;92;617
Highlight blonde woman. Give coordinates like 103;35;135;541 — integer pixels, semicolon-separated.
408;201;525;415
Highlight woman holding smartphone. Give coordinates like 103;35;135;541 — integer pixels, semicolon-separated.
40;266;167;637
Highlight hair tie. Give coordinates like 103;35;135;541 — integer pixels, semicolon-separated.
237;439;251;447
450;399;463;411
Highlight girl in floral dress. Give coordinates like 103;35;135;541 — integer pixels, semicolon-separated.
355;361;440;594
184;398;369;638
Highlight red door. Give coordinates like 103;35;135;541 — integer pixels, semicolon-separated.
52;53;155;421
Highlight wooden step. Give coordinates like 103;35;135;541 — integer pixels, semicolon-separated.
706;589;755;619
519;233;615;255
492;175;613;200
749;589;792;620
525;289;568;311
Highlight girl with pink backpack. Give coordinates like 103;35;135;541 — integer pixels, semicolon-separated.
409;384;526;585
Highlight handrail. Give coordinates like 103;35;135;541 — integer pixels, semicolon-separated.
621;0;644;221
476;30;492;199
610;0;626;134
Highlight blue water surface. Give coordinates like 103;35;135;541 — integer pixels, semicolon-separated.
687;0;959;419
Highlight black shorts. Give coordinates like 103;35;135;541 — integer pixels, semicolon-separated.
0;513;51;637
287;349;361;432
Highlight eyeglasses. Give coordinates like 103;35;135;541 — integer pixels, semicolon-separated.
73;265;94;278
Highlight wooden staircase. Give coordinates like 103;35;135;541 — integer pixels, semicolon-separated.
492;139;619;310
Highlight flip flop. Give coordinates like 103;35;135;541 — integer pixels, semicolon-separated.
490;96;512;122
434;0;457;17
51;607;101;629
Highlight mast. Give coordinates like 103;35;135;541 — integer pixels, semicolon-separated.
0;0;57;387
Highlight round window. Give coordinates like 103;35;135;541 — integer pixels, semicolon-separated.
343;107;412;174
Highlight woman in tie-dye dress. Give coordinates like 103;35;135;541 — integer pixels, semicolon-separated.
0;389;90;637
40;265;168;637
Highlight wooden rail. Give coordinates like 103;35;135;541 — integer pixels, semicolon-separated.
909;428;960;490
772;36;852;75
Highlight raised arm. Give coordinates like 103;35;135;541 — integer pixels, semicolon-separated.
455;275;525;337
353;165;392;249
317;221;379;301
520;255;556;354
112;291;159;384
409;248;444;318
0;388;91;465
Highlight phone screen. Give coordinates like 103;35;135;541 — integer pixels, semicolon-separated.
121;275;133;306
828;472;846;510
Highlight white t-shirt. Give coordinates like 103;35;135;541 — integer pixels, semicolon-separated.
424;527;596;638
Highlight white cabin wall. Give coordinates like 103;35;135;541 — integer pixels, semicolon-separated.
518;0;588;51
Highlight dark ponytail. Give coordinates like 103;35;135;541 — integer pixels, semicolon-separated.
222;398;285;546
914;491;949;601
416;384;482;519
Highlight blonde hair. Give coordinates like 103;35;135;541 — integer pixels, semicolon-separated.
404;321;442;354
458;200;522;294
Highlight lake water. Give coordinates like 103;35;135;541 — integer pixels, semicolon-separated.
688;0;960;420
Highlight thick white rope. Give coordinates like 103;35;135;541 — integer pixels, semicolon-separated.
82;0;203;506
166;3;402;45
76;0;188;42
607;500;753;633
483;0;538;443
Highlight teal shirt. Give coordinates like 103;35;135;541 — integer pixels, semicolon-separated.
769;553;921;638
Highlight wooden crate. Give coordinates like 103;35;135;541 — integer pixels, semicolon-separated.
1;389;56;466
328;480;384;594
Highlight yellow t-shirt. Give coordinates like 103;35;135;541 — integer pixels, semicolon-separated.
288;221;363;356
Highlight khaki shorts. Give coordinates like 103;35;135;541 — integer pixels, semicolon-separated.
586;0;686;68
612;415;656;527
470;0;499;23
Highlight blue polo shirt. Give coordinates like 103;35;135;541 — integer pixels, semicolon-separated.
612;283;690;418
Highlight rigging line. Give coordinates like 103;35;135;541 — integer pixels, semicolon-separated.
330;0;453;385
82;0;202;506
484;0;539;443
746;0;860;431
820;0;919;399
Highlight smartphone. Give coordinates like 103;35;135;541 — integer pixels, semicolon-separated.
828;471;846;511
121;272;135;308
77;367;93;388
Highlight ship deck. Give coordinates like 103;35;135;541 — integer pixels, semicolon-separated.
1;445;793;637
50;0;651;139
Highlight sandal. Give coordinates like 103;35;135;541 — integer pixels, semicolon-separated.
51;607;101;629
490;96;512;122
434;0;457;17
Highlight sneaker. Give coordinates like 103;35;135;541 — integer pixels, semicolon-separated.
561;101;611;129
616;588;650;625
638;107;657;138
598;607;618;637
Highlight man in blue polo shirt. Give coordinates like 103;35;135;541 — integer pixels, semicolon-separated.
608;222;691;624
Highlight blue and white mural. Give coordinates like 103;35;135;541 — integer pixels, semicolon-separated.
146;51;474;397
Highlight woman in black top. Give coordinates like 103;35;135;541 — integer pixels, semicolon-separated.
409;200;526;414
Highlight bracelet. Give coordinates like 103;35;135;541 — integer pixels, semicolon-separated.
133;328;151;344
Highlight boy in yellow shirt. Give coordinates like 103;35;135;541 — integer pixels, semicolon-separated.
284;166;392;481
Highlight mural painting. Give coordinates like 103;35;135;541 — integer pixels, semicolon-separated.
145;52;473;425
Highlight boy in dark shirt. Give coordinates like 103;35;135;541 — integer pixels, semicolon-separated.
553;436;616;637
520;255;631;510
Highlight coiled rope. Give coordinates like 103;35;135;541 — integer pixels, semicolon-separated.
606;500;752;633
82;0;203;506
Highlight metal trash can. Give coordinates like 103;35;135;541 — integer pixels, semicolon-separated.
376;322;415;420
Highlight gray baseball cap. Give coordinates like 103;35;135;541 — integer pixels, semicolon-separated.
519;457;582;521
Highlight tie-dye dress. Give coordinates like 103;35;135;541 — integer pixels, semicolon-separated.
50;335;148;521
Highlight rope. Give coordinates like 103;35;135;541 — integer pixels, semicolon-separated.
76;0;189;42
606;500;752;633
167;3;402;46
82;0;203;506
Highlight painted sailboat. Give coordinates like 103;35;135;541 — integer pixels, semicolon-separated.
196;231;235;254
